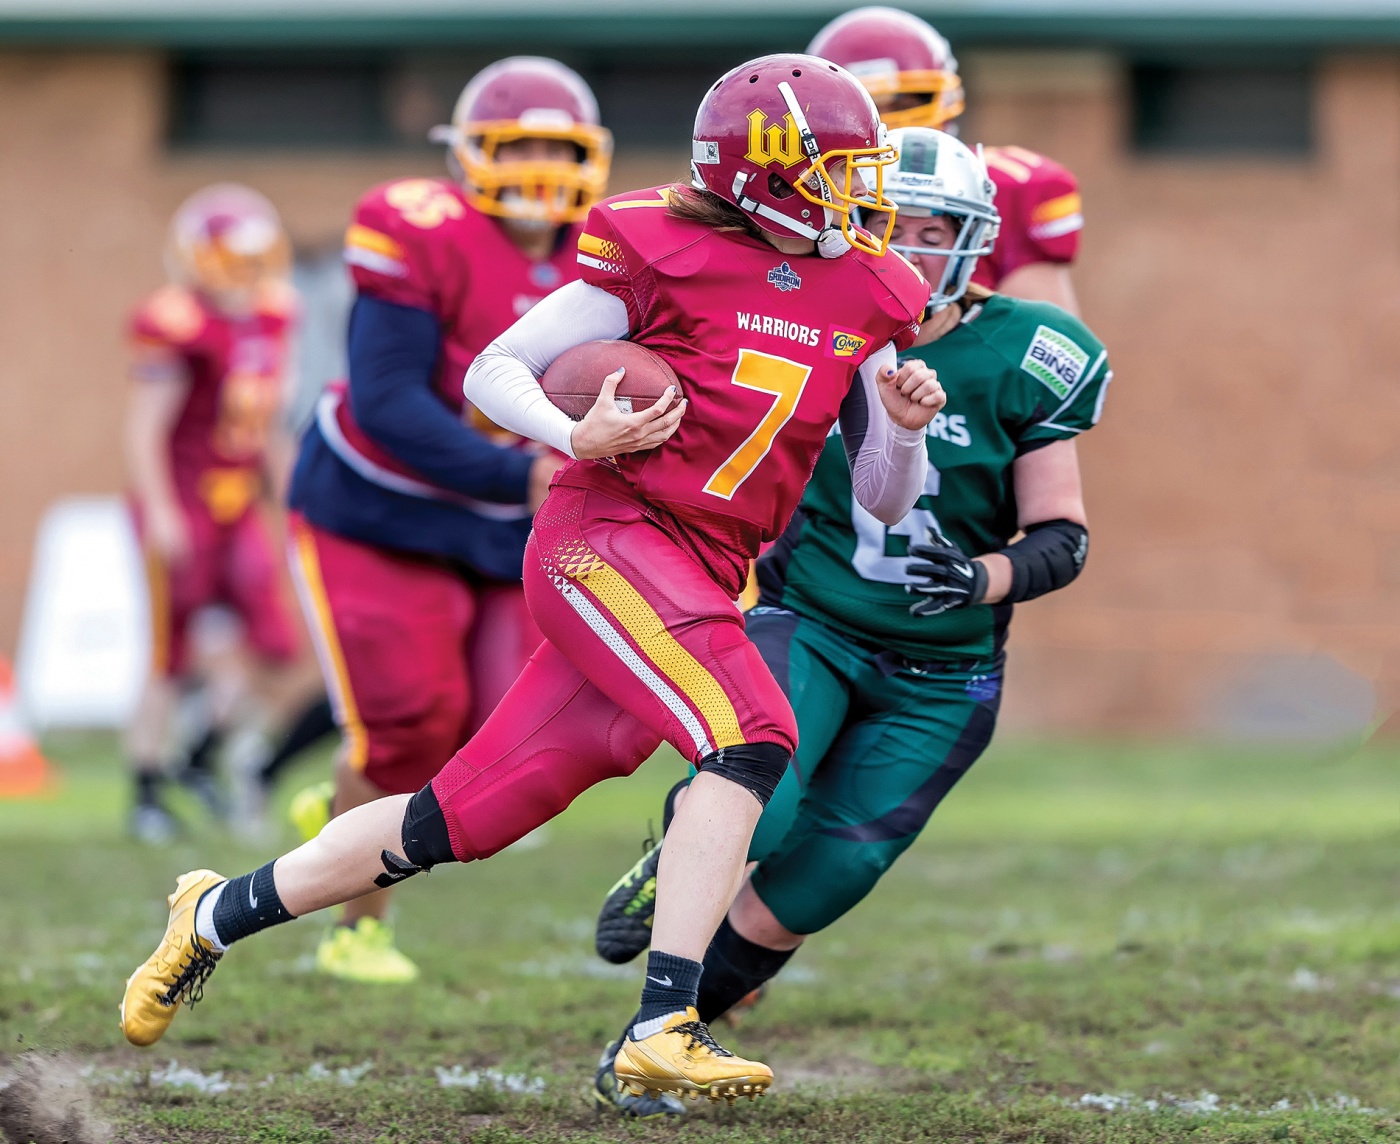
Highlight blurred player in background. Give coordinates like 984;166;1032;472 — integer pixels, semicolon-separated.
124;184;302;845
810;5;1083;314
279;57;611;984
591;126;1110;1118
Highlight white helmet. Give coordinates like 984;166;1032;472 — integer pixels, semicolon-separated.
873;127;999;309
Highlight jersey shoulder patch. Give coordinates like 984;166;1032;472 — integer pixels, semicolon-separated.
973;297;1103;398
1019;322;1093;400
130;285;209;347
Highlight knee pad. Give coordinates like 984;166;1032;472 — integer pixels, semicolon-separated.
375;783;458;888
697;741;790;807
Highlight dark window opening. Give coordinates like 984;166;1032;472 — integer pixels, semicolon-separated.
170;55;393;148
1131;62;1313;156
169;49;765;152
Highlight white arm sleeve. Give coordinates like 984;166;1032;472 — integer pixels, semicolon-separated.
838;341;930;526
463;280;632;459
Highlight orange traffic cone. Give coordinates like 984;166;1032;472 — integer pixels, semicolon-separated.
0;655;55;797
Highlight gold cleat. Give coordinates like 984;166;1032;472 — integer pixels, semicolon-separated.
613;1007;772;1103
120;869;225;1047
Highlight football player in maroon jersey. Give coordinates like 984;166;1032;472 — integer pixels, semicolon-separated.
282;57;611;984
809;5;1084;314
124;185;303;844
120;53;942;1102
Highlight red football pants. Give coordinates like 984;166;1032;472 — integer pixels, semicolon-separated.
431;483;797;862
135;500;298;678
288;515;542;794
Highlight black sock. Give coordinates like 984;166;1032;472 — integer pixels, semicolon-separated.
696;916;795;1024
180;727;223;775
632;951;703;1033
134;771;165;807
259;697;337;786
209;861;295;946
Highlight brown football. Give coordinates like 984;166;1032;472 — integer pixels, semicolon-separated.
538;339;680;421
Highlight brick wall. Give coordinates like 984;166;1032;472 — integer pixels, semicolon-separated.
962;51;1400;734
1;47;1396;734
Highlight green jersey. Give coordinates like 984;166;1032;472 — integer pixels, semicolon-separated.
757;293;1111;662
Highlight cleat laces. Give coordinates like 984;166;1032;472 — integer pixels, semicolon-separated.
159;940;220;1009
671;1019;733;1057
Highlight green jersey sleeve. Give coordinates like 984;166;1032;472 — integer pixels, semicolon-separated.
998;301;1112;450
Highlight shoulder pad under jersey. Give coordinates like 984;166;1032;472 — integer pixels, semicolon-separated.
984;145;1083;264
863;246;932;351
253;279;300;326
344;178;473;309
129;285;209;348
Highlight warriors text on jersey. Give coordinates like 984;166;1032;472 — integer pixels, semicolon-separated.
129;283;294;524
290;177;581;578
569;187;928;597
760;293;1110;661
973;147;1082;288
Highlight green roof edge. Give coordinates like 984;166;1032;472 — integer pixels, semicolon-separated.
2;13;1400;48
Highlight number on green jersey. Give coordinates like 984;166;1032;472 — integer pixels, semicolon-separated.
851;463;942;585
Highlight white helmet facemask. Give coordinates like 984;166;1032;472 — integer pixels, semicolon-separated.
856;127;1000;307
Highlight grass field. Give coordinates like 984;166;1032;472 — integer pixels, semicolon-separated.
3;732;1400;1143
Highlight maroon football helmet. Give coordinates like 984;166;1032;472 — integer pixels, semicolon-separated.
166;183;289;310
807;7;964;130
430;56;613;225
690;53;898;257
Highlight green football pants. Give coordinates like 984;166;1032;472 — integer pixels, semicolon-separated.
740;607;1002;935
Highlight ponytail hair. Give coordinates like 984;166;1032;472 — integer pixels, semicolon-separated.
665;184;764;240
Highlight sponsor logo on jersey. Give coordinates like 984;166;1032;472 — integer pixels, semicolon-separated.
1021;325;1089;399
736;311;821;347
745;110;805;169
766;262;802;292
826;328;869;359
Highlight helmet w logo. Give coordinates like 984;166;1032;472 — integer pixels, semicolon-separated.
745;110;805;169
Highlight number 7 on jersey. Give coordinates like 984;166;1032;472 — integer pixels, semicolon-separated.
703;348;813;500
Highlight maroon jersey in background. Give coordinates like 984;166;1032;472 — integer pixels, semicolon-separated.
128;282;294;525
334;177;582;491
973;146;1083;289
570;188;928;595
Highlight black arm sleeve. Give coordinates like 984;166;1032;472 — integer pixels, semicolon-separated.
1001;518;1089;604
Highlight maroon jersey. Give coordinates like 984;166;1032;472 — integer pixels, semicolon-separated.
335;177;581;490
570;188;928;595
129;283;294;524
973;146;1082;289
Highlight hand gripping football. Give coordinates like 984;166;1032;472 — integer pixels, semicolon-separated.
538;340;681;421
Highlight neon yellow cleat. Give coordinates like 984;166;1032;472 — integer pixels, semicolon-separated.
613;1007;772;1103
289;780;334;842
120;869;225;1047
315;916;420;984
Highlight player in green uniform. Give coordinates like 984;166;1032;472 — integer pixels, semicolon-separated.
590;127;1111;1116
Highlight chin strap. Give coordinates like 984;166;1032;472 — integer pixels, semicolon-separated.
779;80;846;255
817;228;850;258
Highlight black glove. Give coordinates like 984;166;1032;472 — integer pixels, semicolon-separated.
906;526;988;617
